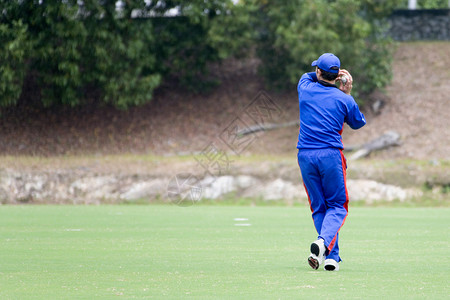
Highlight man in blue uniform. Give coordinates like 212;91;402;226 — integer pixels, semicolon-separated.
297;53;366;271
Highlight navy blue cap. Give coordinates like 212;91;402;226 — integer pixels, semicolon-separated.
311;53;340;74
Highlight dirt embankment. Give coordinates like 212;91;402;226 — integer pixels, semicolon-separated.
342;42;450;160
0;42;449;160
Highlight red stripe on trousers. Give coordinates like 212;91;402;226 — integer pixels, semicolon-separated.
327;150;349;251
303;183;314;213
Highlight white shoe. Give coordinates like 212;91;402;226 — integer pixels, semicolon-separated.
324;259;340;271
308;239;326;270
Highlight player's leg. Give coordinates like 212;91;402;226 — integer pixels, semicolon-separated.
298;150;327;269
317;149;349;255
301;170;328;270
320;199;348;254
325;233;341;262
297;150;327;233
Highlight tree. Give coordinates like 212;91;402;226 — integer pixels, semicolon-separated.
0;0;397;108
0;19;31;106
230;0;397;102
0;0;237;108
0;1;161;108
78;1;161;108
148;1;234;90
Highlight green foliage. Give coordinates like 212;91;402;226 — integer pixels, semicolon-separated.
148;1;234;90
0;0;397;108
207;2;256;59
0;0;161;108
79;2;161;108
0;0;236;108
29;1;88;107
151;17;219;91
237;0;397;102
0;19;31;106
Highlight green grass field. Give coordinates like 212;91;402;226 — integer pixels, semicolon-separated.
0;205;448;299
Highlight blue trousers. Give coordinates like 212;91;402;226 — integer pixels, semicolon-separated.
297;148;349;262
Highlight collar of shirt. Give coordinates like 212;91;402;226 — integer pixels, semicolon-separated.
318;80;338;88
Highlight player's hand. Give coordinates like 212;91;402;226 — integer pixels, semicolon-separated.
338;69;353;95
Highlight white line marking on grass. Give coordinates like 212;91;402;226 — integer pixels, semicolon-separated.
234;224;251;226
234;218;249;221
65;229;82;231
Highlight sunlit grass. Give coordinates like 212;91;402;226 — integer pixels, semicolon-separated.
0;205;448;299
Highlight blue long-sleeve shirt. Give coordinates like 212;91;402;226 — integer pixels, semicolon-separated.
297;72;366;150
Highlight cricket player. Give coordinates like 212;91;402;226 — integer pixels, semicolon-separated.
297;53;366;271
